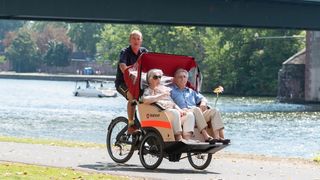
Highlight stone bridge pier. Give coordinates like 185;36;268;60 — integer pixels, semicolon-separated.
305;31;320;102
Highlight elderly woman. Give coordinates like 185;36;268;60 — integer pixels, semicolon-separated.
142;69;195;141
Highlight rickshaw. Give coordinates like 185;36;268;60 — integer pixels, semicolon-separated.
106;52;229;170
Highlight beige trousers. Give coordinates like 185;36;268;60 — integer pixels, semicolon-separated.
190;107;224;132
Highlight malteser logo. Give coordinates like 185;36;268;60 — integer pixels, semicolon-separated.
146;113;160;118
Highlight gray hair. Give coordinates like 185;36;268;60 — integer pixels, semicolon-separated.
174;68;188;77
146;69;163;84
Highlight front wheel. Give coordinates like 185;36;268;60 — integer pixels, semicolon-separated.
187;152;212;170
106;117;135;163
139;132;164;170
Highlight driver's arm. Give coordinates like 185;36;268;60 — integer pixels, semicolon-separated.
119;63;127;73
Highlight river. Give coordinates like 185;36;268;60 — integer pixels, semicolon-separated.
0;79;319;159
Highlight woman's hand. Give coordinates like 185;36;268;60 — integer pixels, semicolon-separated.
178;109;187;117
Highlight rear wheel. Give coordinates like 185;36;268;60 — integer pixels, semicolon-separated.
106;117;134;163
187;152;212;170
139;132;164;170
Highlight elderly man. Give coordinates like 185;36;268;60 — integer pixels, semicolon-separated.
170;68;230;144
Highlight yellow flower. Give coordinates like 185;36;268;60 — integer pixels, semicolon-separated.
213;86;224;107
213;86;224;94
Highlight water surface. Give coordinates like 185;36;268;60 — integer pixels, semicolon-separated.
0;79;319;159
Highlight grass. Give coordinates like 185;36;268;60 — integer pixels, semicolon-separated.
0;162;128;180
0;136;105;148
314;154;320;163
0;136;130;179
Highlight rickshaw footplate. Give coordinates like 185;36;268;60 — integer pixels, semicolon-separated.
164;141;228;154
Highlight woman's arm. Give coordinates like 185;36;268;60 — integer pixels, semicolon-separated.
142;92;168;104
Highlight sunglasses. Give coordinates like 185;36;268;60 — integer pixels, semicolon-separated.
152;75;162;80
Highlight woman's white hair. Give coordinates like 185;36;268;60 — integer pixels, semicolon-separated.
146;69;163;84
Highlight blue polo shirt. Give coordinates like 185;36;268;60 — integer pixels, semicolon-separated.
115;45;148;87
170;84;204;109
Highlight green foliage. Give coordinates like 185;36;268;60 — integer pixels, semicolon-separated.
97;24;304;95
96;24;132;65
3;21;305;96
44;40;71;67
0;55;6;64
0;20;24;40
5;30;40;72
0;20;25;52
28;21;68;32
200;28;304;95
68;23;103;57
96;24;204;66
314;154;320;163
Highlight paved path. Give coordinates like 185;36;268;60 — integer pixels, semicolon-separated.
0;142;319;180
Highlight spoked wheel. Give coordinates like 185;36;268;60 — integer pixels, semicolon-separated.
139;132;164;170
187;152;212;170
106;117;135;163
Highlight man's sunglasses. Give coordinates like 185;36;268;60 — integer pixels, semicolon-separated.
152;75;162;80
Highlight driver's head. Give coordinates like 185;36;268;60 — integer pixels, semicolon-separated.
129;30;143;50
173;68;188;89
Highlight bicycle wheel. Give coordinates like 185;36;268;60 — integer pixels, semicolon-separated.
187;152;212;170
106;116;135;163
139;132;164;170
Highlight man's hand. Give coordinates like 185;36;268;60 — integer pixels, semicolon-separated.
199;102;207;112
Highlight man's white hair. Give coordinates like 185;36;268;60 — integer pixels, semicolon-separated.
174;68;188;77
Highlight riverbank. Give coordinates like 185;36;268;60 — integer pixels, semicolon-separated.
0;72;115;81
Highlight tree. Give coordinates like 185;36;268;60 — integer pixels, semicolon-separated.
5;31;40;72
96;24;204;66
0;20;25;52
44;40;71;67
200;28;304;95
68;23;103;57
0;20;24;40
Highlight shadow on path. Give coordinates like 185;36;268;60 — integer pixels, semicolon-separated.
78;162;220;175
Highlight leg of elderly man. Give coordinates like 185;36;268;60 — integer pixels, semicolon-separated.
189;107;214;141
203;108;225;139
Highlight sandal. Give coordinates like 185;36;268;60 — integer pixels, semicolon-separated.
205;137;217;144
217;138;231;145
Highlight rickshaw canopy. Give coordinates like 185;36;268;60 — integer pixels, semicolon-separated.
124;52;202;100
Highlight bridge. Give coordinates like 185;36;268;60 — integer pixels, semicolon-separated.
1;0;320;102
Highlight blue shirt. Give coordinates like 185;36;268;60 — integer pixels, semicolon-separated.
170;84;204;109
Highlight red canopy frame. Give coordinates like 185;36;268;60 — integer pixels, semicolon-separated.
124;52;202;100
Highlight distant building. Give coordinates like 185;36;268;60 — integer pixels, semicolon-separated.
41;51;117;75
277;49;305;103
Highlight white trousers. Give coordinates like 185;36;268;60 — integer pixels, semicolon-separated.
165;109;195;135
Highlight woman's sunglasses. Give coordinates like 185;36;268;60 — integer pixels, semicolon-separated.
152;75;162;80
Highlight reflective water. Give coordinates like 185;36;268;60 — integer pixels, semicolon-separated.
0;79;319;159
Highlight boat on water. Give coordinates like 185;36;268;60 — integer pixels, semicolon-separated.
73;80;117;98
